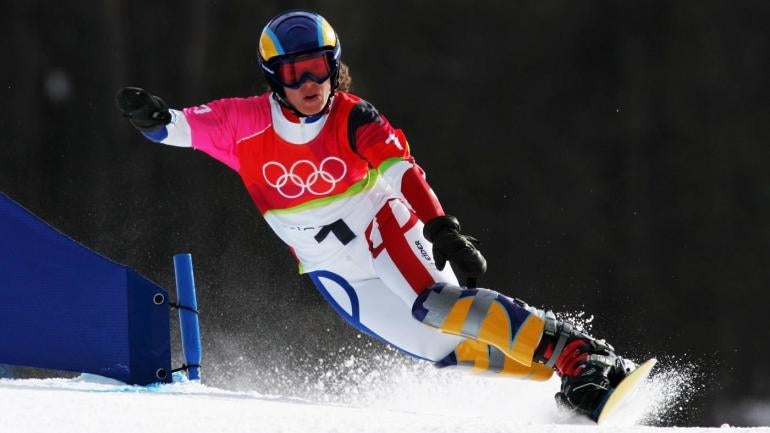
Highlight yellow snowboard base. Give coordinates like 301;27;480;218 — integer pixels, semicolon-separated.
597;358;657;425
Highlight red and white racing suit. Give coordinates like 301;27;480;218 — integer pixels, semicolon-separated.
148;91;553;380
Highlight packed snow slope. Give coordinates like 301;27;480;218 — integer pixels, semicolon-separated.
2;349;764;433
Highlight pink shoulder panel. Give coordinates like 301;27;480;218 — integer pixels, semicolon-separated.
182;94;272;172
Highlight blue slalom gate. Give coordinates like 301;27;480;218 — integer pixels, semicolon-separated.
0;192;202;385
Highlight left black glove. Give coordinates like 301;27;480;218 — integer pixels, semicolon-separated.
423;215;487;279
115;87;171;132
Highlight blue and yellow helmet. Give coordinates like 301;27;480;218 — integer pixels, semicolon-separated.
258;10;342;96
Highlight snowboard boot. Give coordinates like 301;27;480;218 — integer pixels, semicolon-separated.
534;312;637;420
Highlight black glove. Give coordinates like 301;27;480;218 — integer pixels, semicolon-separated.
423;215;487;279
116;87;171;131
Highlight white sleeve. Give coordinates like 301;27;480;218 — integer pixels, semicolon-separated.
160;109;193;148
141;109;193;147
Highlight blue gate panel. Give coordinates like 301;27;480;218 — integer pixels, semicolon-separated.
0;193;171;385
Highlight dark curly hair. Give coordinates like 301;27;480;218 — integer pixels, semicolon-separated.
337;62;352;92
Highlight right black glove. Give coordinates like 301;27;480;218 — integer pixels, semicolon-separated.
423;215;487;279
116;87;171;131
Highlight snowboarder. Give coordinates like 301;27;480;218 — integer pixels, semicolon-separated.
116;9;637;421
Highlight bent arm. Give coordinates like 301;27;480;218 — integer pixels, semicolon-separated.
383;158;445;222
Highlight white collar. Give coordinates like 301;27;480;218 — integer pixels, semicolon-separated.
269;96;329;145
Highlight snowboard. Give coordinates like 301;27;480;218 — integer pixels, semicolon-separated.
596;358;657;425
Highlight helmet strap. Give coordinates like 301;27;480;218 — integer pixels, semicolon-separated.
272;92;305;118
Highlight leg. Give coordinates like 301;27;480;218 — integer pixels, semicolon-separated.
314;197;630;417
413;282;637;420
309;262;552;381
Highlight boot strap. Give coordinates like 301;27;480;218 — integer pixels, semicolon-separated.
544;312;572;369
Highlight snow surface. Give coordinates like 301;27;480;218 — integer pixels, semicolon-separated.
2;348;764;433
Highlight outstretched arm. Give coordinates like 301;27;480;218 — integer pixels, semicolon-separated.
117;87;265;173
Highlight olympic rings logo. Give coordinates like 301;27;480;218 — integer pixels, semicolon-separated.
262;157;348;199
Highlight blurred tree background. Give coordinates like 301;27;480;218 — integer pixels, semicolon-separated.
2;0;769;426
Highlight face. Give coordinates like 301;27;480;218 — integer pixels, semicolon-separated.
283;79;332;116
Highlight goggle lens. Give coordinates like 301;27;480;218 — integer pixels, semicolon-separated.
276;52;331;89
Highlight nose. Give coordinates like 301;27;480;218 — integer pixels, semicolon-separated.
299;79;321;90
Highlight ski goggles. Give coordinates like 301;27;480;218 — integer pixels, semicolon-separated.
274;51;333;89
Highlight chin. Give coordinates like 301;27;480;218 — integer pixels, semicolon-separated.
300;104;324;116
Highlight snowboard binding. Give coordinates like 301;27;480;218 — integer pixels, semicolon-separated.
536;313;637;420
